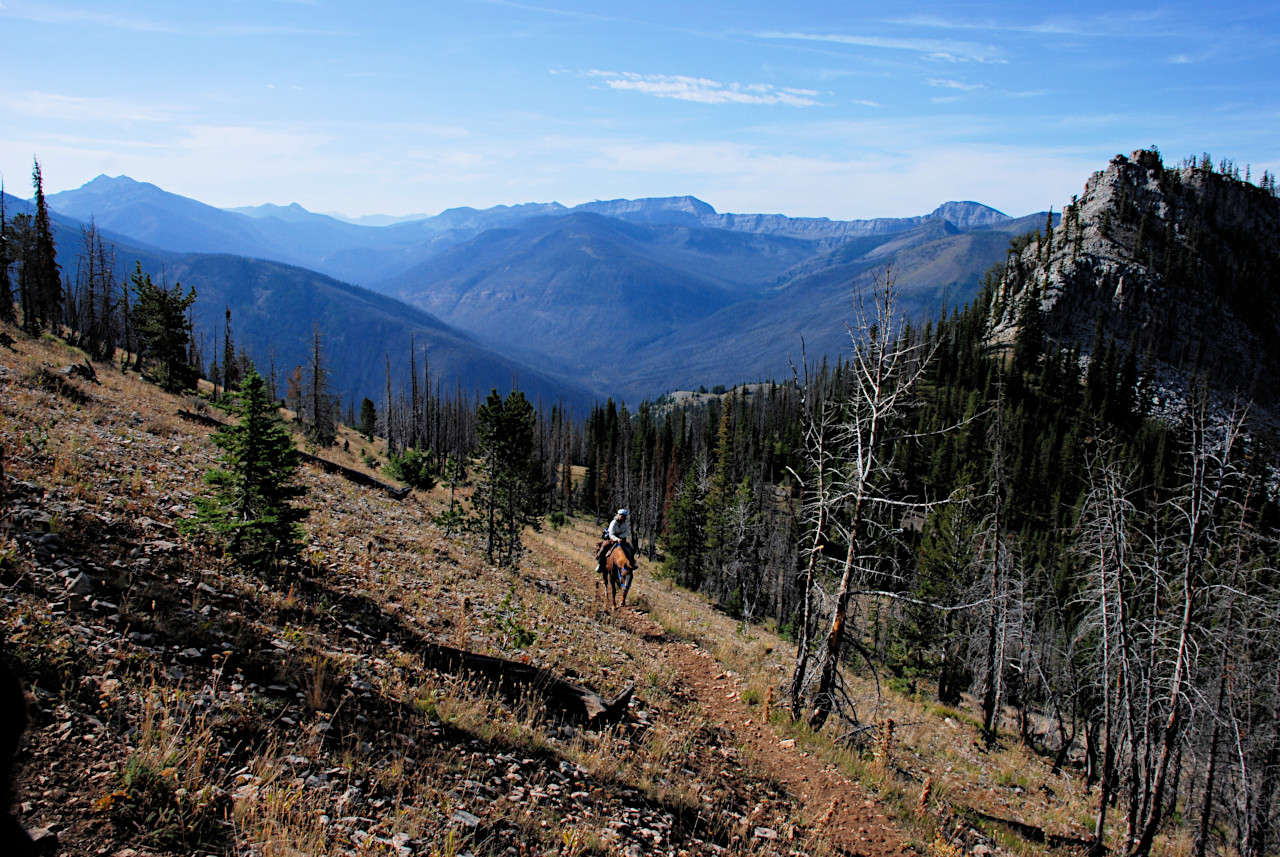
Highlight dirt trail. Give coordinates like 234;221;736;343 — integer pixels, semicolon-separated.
533;532;916;856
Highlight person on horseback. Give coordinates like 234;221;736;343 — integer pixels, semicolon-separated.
596;508;635;573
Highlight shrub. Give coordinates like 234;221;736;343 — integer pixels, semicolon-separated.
385;447;437;490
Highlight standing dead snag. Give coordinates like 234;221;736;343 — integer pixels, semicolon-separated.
790;268;939;730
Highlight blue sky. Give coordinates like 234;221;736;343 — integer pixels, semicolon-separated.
2;1;1277;220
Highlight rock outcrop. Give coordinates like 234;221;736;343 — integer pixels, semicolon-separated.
988;148;1280;417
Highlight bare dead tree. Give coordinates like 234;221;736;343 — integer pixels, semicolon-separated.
791;269;939;731
1073;447;1144;849
787;337;840;717
1127;401;1247;857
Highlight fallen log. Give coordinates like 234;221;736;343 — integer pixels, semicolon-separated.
295;450;411;500
409;639;633;727
959;806;1097;852
176;409;410;500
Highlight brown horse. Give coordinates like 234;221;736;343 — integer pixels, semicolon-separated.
600;542;636;610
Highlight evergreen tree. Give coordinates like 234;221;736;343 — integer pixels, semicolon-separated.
24;159;61;334
474;389;543;565
190;369;308;570
661;464;708;589
130;262;198;392
359;397;377;440
0;181;15;324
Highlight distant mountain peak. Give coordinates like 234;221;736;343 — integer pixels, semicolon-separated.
73;174;159;196
574;196;718;222
928;201;1010;228
228;201;344;224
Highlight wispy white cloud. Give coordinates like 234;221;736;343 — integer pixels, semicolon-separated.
928;79;984;92
757;30;1004;64
885;11;1173;39
584;71;822;106
0;90;178;123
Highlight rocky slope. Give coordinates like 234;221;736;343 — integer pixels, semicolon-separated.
0;333;898;856
0;330;1121;857
989;148;1280;418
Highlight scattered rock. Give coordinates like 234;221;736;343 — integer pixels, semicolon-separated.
65;572;93;596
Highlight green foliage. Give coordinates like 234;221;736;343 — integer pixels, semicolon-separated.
384;446;438;490
661;466;708;589
188;369;309;570
130;262;198;393
474;388;545;565
359;396;377;439
492;587;537;652
17;159;62;334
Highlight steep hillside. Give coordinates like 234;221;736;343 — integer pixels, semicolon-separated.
614;215;1045;398
1;194;593;411
990;149;1280;413
165;254;595;411
0;329;1115;856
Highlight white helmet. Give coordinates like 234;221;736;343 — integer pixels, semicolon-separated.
617;508;629;517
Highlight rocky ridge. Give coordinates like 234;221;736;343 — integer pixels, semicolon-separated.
989;148;1280;425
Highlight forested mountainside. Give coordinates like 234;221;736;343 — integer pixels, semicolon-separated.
0;188;595;411
567;151;1280;857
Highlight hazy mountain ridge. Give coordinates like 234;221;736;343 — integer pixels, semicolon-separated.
381;213;770;375
168;253;596;411
46;176;1013;287
616;221;1033;396
379;209;1039;398
990;148;1280;417
14;192;595;409
34;174;1046;403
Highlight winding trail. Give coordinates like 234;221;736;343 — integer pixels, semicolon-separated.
529;528;917;856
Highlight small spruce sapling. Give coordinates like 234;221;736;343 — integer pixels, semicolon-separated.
189;369;309;570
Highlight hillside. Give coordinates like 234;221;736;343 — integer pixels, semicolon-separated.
0;193;593;413
0;329;1115;856
381;212;819;376
614;215;1045;396
165;253;596;412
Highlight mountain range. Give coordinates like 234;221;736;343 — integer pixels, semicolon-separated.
27;175;1048;406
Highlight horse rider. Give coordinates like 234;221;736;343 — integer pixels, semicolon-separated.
596;508;635;573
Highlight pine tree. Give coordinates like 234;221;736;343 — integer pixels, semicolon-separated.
190;369;309;570
661;464;708;589
0;181;15;324
25;159;61;334
474;389;543;565
130;262;198;392
359;397;377;440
